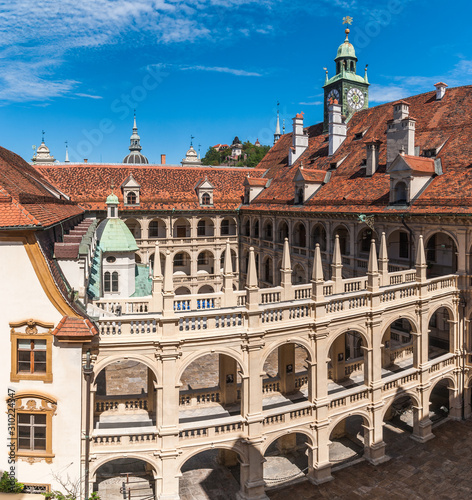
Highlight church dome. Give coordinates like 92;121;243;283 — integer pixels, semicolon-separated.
106;193;119;204
123;152;149;164
96;218;139;253
186;145;198;158
335;29;357;61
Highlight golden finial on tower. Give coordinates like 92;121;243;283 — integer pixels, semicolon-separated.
342;16;353;40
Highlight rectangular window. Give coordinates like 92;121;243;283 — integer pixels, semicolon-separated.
104;272;111;292
17;339;47;373
112;272;119;292
399;232;409;259
18;414;47;451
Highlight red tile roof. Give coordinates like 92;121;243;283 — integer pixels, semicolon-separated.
248;85;472;214
52;315;97;339
401;155;436;174
297;169;326;183
244;177;269;187
0;146;83;228
34;165;266;211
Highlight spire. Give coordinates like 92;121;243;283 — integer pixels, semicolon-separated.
163;250;173;293
379;232;389;283
153;242;162;279
324;67;329;85
282;237;291;271
364;64;369;84
274;102;281;145
246;247;258;288
223;240;233;275
331;234;343;292
65;141;70;163
416;235;427;282
312;244;324;282
367;239;378;275
129;111;142;152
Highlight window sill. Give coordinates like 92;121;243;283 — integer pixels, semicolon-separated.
10;372;53;383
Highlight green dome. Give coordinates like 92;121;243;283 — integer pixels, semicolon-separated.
96;218;139;253
106;193;119;204
335;41;357;61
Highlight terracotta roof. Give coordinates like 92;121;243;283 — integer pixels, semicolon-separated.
297;169;326;183
401;155;436;174
247;85;472;214
244;177;269;187
35;164;266;211
0;146;83;228
52;315;97;339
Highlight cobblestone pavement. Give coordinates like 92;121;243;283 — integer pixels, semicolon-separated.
268;419;472;500
180;419;472;499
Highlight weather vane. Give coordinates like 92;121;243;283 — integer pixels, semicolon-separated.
343;16;353;25
190;135;195;146
42;130;45;142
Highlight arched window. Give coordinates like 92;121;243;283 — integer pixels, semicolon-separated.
254;220;260;238
149;221;158;238
221;219;230;235
244;220;250;236
201;193;211;205
197;220;206;236
112;272;119;292
126;191;137;205
104;271;111;292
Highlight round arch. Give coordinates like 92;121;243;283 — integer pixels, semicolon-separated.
426;303;457;325
327;324;371;353
261;428;314;455
381;391;421;421
311;223;327;251
328;410;372;436
426;374;457;402
177;442;248;471
379;313;419;340
93;355;159;389
260;338;314;370
177;348;247;384
332;224;350;255
422;229;459;250
90;453;160;481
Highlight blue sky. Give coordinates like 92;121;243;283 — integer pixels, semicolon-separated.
1;0;471;165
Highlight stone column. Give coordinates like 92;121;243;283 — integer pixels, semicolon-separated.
219;354;238;404
278;344;295;394
237;441;268;500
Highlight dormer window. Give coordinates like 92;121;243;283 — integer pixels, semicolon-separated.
121;174;140;206
126;191;137;205
201;192;212;205
394;181;407;204
196;178;214;206
296;187;304;205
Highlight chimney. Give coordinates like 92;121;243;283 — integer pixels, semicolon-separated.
328;100;347;156
288;112;308;165
386;101;416;166
161;154;166;165
84;158;88;163
434;82;448;100
365;139;381;176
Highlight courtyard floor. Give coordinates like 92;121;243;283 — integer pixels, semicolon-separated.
180;418;472;500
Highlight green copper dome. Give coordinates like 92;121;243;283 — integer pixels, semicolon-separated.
106;193;119;204
335;29;357;61
96;218;139;253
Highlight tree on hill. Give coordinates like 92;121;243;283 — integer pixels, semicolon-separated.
202;141;270;167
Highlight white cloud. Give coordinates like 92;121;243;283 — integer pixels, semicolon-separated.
75;93;103;100
299;101;322;106
180;65;262;76
369;84;408;103
0;0;278;103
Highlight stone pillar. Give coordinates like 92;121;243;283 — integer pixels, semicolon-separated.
147;367;156;420
278;344;295;394
141;218;150;240
329;334;345;382
219;354;238;404
237;442;268;500
156;347;181;499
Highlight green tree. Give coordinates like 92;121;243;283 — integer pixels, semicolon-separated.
202;147;221;166
0;471;24;493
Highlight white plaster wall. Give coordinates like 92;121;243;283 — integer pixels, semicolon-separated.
0;242;83;491
57;259;82;292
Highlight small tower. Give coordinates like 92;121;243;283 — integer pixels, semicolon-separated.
64;141;70;163
123;112;149;164
32;131;55;164
322;21;370;131
231;136;243;158
181;137;202;166
274;102;281;145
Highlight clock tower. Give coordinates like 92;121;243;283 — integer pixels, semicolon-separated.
323;27;369;132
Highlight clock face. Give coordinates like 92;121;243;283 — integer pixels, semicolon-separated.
347;88;365;110
327;89;340;105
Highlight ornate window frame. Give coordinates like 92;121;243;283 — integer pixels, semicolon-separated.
10;319;54;383
9;391;57;464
